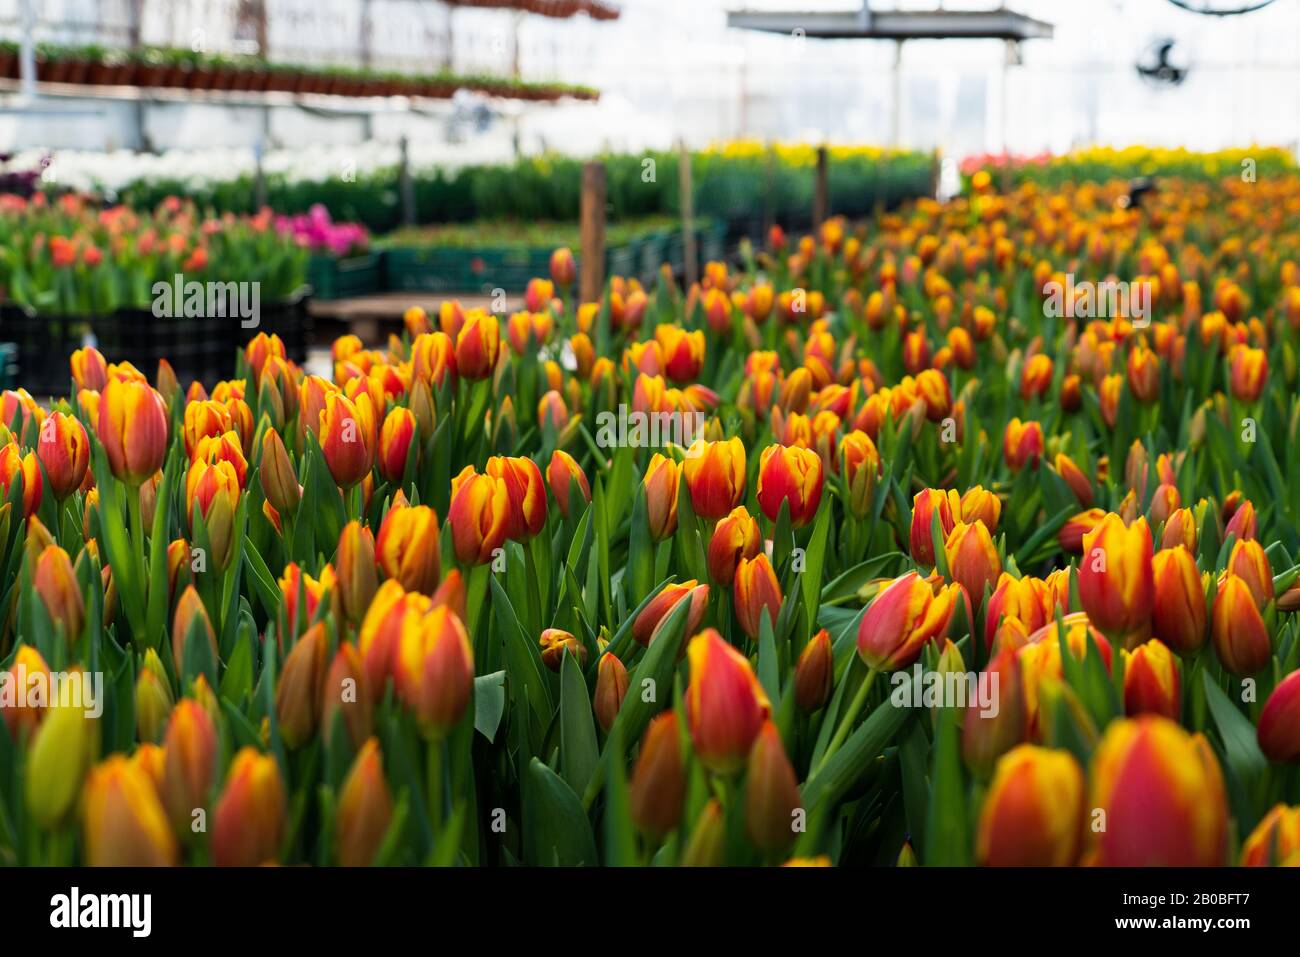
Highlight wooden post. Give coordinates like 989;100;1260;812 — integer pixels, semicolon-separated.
580;162;606;304
813;145;828;230
399;135;416;227
678;141;698;288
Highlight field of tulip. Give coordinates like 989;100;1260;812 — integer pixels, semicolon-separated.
3;163;1300;870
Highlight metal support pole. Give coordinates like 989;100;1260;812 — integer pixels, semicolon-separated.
890;39;903;148
19;0;37;99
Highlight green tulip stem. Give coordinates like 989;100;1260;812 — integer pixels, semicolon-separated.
426;736;444;838
819;665;879;772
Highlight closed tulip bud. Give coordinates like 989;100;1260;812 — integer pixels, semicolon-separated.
857;572;960;672
319;392;375;489
484;455;547;542
1089;716;1227;866
707;506;761;587
454;311;501;380
393;606;474;738
944;521;1001;608
36;411;88;500
1078;513;1154;649
734;554;782;641
1240;804;1300;866
185;459;240;571
1213;575;1271;675
682;437;746;520
1060;373;1083;412
1226;538;1273;609
1123;639;1181;719
539;627;587;671
1002;418;1044;472
336;738;393;867
377;407;417;482
212;747;287;866
628;711;686;838
593;652;629;732
2;645;50;739
1161;506;1197;552
320;642;372;748
546;449;590;519
756;444;823;528
1225;497;1257;541
959;485;1002;532
1257;669;1300;762
1150;545;1207;654
685;629;770;774
71;346;108;391
794;629;833;713
161;698;218;837
633;581;709;647
259;427;300;518
1126;345;1160;402
840;430;880;519
976;744;1084;866
172;585;217;676
376;503;440;595
33;544;85;643
447;466;510;565
276;622;329;748
744;720;802;854
550;246;577;287
135;665;173;744
641;453;680;541
1229;344;1267;401
1053;453;1093;507
0;444;42;517
25;690;97;829
963;649;1026;777
83;756;178;866
335;520;378;626
983;572;1053;652
98;377;168;485
910;488;960;566
680;798;726;866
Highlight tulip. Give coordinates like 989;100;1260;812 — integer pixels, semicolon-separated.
628;712;686;838
447;466;510;565
486;455;547;540
411;332;457;388
1126;345;1160;402
962;649;1027;777
1123;639;1181;720
245;332;285;385
1212;575;1271;675
1258;669;1300;763
358;580;417;693
1078;513;1154;649
632;581;709;647
135;659;173;744
278;561;334;640
682;438;746;520
685;629;770;774
1226;538;1274;609
276;623;329;748
25;689;97;829
550;247;577;287
944;520;1001;608
1;644;49;740
1240;804;1300;866
392;606;474;738
82;756;179;866
36;411;88;500
336;521;379;626
1151;546;1207;654
33;544;85;643
680;798;726;866
983;573;1053;653
976;744;1085;866
319;392;375;489
656;324;705;382
0;444;42;517
707;506;761;587
185;459;240;571
547;449;591;519
172;584;218;675
161;698;218;836
376;504;440;595
1088;716;1227;866
183;399;232;458
745;720;802;854
909;488;959;566
1019;353;1054;400
959;485;1002;532
539;627;587;671
337;738;393;867
734;554;782;641
857;572;960;672
70;345;108;391
756;444;823;528
1161;506;1197;552
1002;418;1044;472
1053;453;1093;507
642;453;680;541
259;428;300;518
322;642;372;748
794;629;833;713
593;652;629;732
1228;344;1267;402
377;407;417;482
1225;498;1257;541
840;430;880;519
211;748;288;867
454;311;501;380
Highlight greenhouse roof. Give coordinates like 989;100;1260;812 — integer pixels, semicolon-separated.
725;5;1053;41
